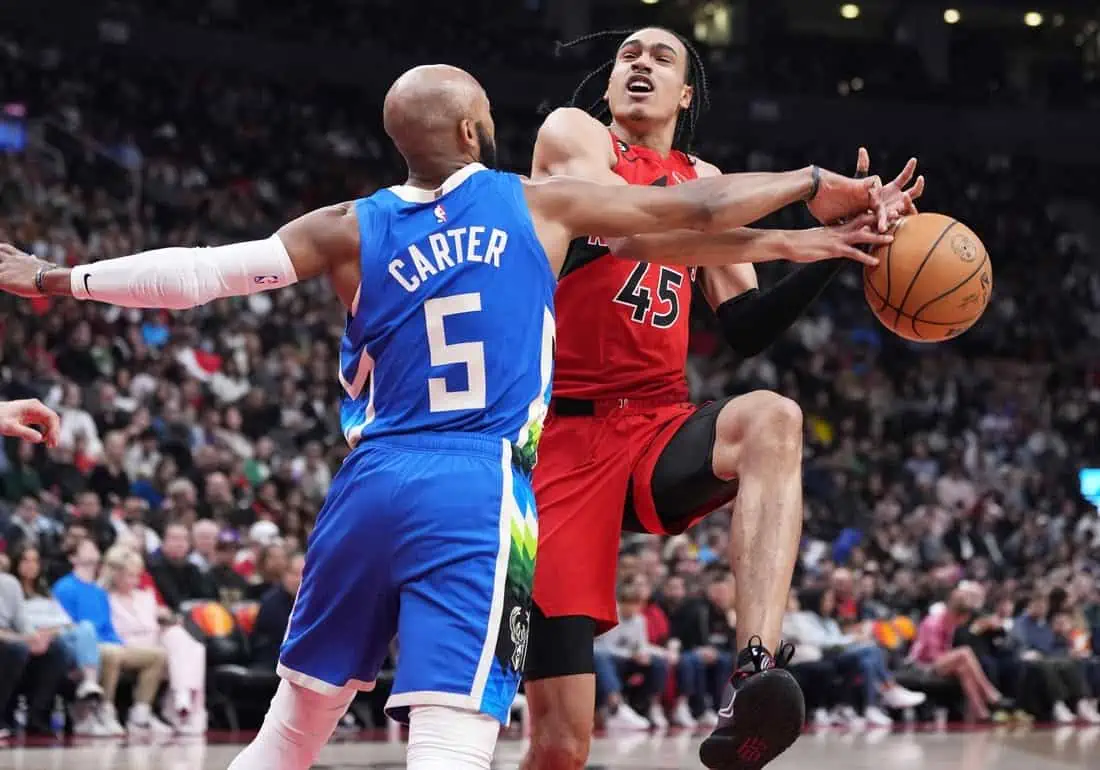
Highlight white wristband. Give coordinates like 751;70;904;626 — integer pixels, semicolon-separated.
71;235;298;309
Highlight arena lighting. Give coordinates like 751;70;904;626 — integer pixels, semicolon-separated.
943;9;961;24
1024;11;1043;27
640;0;659;5
840;4;861;20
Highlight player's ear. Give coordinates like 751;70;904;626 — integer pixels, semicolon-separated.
458;118;477;153
679;83;693;111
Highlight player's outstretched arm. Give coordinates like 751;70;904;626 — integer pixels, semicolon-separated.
527;166;818;242
606;216;891;268
0;203;359;309
525;161;887;262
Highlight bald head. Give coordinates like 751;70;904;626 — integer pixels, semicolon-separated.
383;65;496;184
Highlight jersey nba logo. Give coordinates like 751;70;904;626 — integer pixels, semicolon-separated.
433;204;447;223
587;235;607;248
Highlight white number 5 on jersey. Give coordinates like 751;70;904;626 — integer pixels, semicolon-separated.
424;293;487;412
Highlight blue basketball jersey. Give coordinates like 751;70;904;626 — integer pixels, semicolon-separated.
339;163;556;463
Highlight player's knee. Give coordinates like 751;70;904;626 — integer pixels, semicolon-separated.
528;715;591;770
740;391;802;453
716;391;802;459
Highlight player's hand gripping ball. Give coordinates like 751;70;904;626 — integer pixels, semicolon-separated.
863;212;992;342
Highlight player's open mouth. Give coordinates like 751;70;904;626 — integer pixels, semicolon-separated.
626;75;655;94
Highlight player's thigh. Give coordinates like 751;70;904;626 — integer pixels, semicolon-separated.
388;444;537;726
625;398;740;535
279;445;406;694
531;413;631;631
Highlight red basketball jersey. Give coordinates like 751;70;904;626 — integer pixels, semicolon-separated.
553;133;698;401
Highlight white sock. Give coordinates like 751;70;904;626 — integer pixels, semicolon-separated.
406;705;499;770
129;702;152;724
227;680;354;770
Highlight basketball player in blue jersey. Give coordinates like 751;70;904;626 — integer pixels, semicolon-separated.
0;65;895;769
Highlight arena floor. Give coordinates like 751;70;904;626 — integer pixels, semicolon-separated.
0;726;1097;770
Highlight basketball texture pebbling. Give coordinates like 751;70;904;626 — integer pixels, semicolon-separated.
863;212;992;342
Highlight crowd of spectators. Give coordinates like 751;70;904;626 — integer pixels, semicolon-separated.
0;12;1099;740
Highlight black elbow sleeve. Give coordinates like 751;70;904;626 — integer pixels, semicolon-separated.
714;289;769;358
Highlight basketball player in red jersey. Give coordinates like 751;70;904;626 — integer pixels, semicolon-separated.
521;27;924;770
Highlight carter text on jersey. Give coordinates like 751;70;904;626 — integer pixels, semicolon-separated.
389;226;508;293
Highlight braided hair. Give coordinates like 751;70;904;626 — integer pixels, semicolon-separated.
555;27;711;154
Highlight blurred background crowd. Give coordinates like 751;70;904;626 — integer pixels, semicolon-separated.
0;0;1099;741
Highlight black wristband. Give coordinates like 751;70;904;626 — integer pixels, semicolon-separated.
33;265;55;295
803;165;822;202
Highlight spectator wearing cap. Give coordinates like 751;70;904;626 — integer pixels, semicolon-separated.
210;531;250;605
250;551;304;670
147;523;218;611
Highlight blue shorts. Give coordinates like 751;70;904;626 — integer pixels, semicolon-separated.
277;432;537;725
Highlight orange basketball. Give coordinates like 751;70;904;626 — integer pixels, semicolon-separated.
863;212;992;342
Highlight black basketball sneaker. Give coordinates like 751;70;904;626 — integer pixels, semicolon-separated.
699;637;805;770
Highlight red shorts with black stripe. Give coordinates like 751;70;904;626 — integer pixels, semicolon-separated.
531;397;736;633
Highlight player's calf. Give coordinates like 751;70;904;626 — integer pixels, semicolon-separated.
521;673;596;770
702;391;806;770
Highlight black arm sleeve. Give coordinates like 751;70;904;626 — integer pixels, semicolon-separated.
712;258;845;358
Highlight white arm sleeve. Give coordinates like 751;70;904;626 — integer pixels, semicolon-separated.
69;235;299;309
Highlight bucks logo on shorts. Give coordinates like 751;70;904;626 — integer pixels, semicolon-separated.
494;492;537;677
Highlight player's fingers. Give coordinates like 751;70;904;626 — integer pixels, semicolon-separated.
844;246;880;266
856;147;870;178
865;176;888;232
906;175;926;203
848;227;894;247
2;421;44;443
891;158;917;190
844;211;879;231
30;402;62;447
